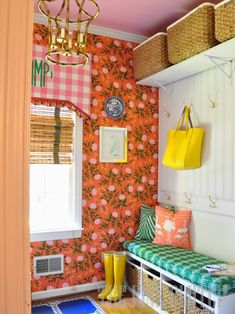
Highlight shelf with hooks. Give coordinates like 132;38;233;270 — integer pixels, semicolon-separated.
158;191;235;218
137;37;235;88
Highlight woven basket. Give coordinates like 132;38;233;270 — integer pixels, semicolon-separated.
162;283;184;314
126;262;141;293
143;272;160;305
133;32;170;80
167;3;216;64
215;0;235;42
187;298;214;314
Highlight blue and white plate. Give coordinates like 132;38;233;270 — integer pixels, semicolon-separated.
104;96;125;120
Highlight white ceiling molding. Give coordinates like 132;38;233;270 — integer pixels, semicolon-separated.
34;13;147;44
88;24;147;43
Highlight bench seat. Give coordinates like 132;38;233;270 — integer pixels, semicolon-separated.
123;240;235;296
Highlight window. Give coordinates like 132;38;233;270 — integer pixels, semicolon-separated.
30;104;83;241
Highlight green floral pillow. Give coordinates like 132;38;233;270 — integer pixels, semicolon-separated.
135;204;156;242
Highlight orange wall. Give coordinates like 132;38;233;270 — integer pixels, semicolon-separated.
0;0;33;312
31;24;158;292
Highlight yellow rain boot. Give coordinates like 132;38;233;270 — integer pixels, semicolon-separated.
98;251;114;300
107;252;126;302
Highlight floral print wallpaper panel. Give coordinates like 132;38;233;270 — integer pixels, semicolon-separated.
31;24;158;292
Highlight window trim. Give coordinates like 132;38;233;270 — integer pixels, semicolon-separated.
30;228;83;242
30;117;83;242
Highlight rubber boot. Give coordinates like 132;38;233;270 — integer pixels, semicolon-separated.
98;252;114;300
107;252;126;302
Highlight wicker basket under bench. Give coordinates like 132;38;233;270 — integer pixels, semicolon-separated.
126;259;141;295
167;3;217;64
124;241;235;314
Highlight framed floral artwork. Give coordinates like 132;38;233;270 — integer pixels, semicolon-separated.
99;127;127;162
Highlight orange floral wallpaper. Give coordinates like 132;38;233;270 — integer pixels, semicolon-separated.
31;24;158;292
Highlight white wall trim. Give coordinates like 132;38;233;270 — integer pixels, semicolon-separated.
32;281;105;301
88;25;147;43
30;228;83;242
34;13;147;43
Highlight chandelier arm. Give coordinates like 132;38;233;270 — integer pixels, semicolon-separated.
38;0;52;20
76;0;85;34
66;0;70;31
55;19;60;31
55;0;67;21
46;51;89;66
74;0;100;21
77;0;86;23
38;0;67;23
89;0;100;20
75;0;93;19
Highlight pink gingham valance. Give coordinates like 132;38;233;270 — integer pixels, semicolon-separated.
31;44;91;118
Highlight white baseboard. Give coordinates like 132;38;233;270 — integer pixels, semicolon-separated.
32;281;105;301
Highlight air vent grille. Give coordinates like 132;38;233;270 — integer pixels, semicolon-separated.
34;255;64;276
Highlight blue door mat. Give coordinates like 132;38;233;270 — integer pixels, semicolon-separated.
32;304;54;314
32;296;105;314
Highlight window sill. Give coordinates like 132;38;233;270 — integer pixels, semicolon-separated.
30;228;83;242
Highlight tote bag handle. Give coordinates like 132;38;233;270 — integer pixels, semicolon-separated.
174;106;193;136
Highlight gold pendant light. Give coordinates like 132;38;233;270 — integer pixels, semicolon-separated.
38;0;100;66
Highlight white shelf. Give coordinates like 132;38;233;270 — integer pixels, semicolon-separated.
137;37;235;87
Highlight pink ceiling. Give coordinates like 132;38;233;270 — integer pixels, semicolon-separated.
34;0;221;37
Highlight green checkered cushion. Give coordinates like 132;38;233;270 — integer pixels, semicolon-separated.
123;240;235;296
134;204;155;242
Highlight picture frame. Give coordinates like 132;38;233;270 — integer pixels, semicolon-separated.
99;127;127;163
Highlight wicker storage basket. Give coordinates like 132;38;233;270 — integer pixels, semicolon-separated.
215;0;235;42
187;298;214;314
133;32;170;80
126;261;141;293
143;271;160;305
167;3;216;64
162;282;184;314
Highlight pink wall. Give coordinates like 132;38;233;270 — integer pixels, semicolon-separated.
31;24;158;292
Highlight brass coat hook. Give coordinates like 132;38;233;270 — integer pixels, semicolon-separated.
185;192;192;204
164;192;171;201
208;95;217;109
163;107;170;118
189;103;193;113
208;195;217;208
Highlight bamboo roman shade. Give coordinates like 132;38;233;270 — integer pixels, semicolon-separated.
30;104;74;164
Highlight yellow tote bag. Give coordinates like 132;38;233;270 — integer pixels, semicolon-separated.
162;106;204;170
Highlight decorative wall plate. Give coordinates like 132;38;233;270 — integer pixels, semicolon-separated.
104;96;125;120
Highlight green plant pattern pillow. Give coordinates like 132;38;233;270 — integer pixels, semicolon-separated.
135;204;156;242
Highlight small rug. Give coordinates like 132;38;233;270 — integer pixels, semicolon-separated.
32;296;105;314
32;304;54;314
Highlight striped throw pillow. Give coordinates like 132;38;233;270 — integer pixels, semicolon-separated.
135;204;156;242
